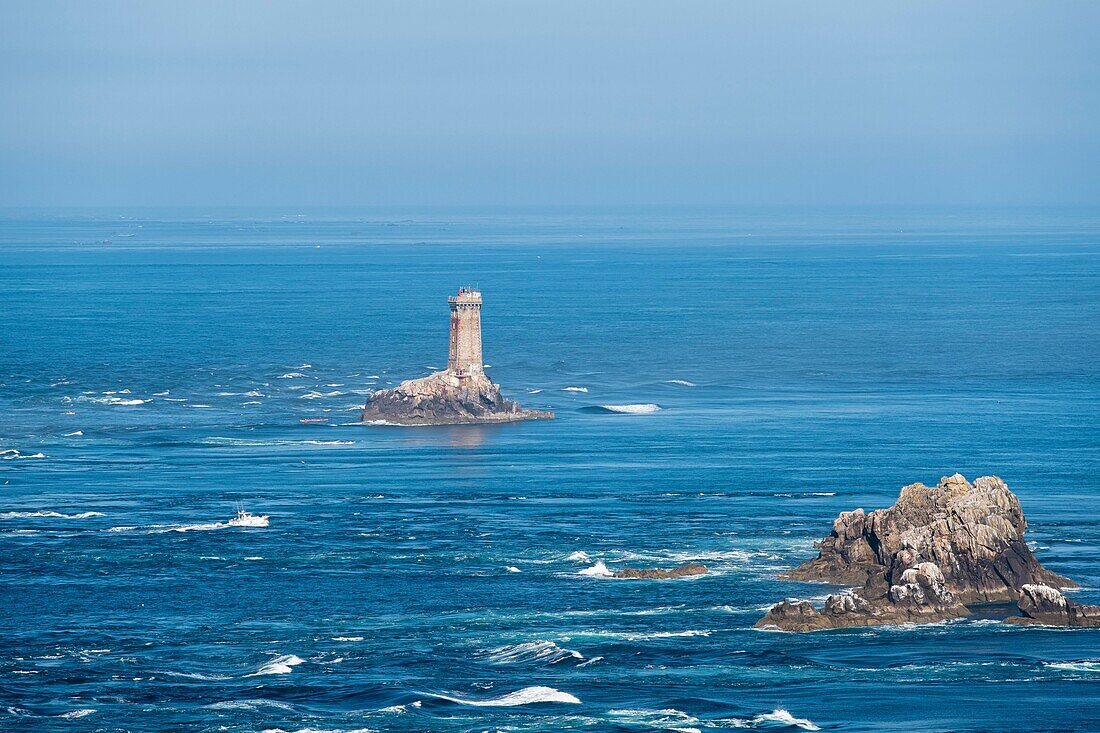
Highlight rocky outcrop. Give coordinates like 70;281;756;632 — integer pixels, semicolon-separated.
612;563;707;580
1005;584;1100;628
757;474;1078;631
757;562;968;631
360;371;553;426
783;474;1073;604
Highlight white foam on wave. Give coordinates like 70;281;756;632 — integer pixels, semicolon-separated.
58;709;96;719
562;386;588;392
565;551;592;563
278;372;307;379
811;492;837;496
599;629;711;641
429;685;580;706
201;437;352;447
488;641;583;665
261;728;374;733
332;636;364;642
528;388;542;394
505;566;521;573
64;431;84;437
0;510;104;519
76;396;150;406
1;450;47;460
300;390;344;399
247;654;305;676
753;709;820;731
609;708;705;732
666;379;697;387
601;403;661;414
208;699;295;711
1046;660;1100;673
578;561;613;577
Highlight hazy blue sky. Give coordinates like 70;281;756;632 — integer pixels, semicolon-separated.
2;1;1098;206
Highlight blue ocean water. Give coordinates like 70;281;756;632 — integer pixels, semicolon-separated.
1;207;1099;732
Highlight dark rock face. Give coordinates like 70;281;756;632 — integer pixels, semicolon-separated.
757;474;1078;632
1005;584;1100;628
612;563;707;580
757;562;969;631
360;372;553;426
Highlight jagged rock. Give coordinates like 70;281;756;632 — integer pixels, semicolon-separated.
757;474;1079;631
1005;584;1100;628
360;371;553;426
612;563;708;580
783;474;1073;605
756;562;969;631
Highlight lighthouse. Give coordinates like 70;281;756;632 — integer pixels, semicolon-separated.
447;287;483;378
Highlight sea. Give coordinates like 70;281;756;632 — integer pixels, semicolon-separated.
1;207;1099;732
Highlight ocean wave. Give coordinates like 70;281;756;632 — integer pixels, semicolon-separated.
247;654;305;676
505;566;521;573
64;430;83;437
428;686;580;706
0;510;104;519
58;709;96;719
1;450;47;460
1046;660;1100;673
75;396;150;406
810;492;836;496
666;379;697;387
332;636;364;642
207;699;295;711
162;670;233;681
565;550;592;563
562;386;588;392
488;641;584;665
598;403;661;414
278;372;307;379
201;437;353;447
261;728;374;733
301;390;345;399
609;708;704;731
753;709;820;730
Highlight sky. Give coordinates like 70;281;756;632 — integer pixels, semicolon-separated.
1;1;1098;207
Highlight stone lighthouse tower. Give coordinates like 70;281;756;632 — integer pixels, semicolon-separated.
447;287;483;378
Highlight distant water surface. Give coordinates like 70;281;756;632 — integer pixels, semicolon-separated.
1;207;1099;732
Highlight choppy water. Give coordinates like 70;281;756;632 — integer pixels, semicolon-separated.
2;207;1100;732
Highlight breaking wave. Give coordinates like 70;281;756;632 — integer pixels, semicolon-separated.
487;641;584;665
1046;660;1100;673
666;379;697;387
246;654;305;676
592;403;661;414
1;450;47;460
75;396;150;406
753;709;820;730
427;686;580;706
562;386;588;392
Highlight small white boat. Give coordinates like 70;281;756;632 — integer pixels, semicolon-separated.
228;503;269;528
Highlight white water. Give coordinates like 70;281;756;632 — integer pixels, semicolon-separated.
247;654;305;676
753;709;820;730
429;685;580;706
601;403;661;414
